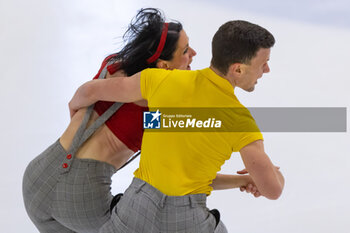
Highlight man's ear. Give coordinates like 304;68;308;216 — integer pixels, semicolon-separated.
228;63;243;77
156;60;170;69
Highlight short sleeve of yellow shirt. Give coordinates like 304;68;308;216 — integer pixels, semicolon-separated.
232;132;264;152
229;109;264;151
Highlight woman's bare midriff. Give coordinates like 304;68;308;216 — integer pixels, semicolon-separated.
59;69;147;170
59;108;135;169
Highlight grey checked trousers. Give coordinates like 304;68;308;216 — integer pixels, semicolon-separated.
100;178;228;233
22;61;123;233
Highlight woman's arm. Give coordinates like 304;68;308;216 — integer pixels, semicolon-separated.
69;72;143;117
211;173;261;197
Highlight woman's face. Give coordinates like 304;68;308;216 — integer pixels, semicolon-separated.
160;30;197;70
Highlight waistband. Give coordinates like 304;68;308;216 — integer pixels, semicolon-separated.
129;178;207;208
55;139;117;175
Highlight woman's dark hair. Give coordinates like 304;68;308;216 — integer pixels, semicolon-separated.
111;8;183;76
211;20;275;75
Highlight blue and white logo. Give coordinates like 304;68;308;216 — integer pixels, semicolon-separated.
143;110;162;129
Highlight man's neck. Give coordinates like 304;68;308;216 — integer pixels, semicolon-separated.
209;65;236;87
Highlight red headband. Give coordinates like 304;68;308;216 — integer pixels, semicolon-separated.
147;23;169;64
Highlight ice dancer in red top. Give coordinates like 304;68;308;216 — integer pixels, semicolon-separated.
23;8;196;233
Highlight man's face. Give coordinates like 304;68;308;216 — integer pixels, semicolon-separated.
239;48;271;92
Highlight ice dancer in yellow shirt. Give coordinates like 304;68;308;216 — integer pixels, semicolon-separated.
70;20;284;233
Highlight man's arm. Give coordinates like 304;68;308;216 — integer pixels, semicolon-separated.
240;140;284;200
69;72;143;117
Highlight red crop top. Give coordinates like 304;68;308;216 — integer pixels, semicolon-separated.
92;55;148;152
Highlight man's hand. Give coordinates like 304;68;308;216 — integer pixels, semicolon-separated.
68;100;79;119
237;171;261;198
68;82;93;118
237;166;280;175
236;165;280;198
68;72;143;119
241;183;261;198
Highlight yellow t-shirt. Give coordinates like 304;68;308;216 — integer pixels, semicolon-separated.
134;68;263;195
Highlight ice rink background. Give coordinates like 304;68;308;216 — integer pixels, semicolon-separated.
1;0;349;232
